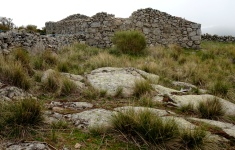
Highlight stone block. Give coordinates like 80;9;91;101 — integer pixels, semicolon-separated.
191;24;201;29
187;28;192;32
188;31;196;36
136;21;143;28
143;28;150;34
197;29;201;35
194;40;201;45
187;41;193;46
191;36;201;41
153;28;161;35
85;28;97;33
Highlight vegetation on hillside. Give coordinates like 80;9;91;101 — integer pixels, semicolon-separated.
1;38;235;149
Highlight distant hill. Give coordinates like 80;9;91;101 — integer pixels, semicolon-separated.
202;26;235;36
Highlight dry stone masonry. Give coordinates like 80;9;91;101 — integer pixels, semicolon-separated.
46;8;202;49
202;33;235;43
0;30;86;54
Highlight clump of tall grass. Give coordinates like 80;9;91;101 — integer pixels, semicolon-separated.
61;77;77;96
197;98;225;120
0;98;44;138
133;79;152;97
43;50;58;65
210;80;230;97
0;59;31;90
57;61;69;72
110;108;215;149
139;94;154;107
111;30;147;55
179;103;194;114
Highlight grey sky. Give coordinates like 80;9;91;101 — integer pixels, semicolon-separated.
1;0;235;36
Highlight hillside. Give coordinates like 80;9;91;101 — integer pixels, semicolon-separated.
0;40;235;149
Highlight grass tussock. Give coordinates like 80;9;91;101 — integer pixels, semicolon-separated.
111;30;147;55
139;94;154;107
133;79;152;97
197;98;225;120
50;120;69;130
0;59;31;90
0;98;44;138
179;103;194;114
110;108;215;149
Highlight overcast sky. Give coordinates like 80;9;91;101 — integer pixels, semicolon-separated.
1;0;235;36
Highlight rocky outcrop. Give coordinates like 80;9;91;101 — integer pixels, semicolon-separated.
41;69;85;89
46;8;201;49
0;82;35;102
86;67;159;97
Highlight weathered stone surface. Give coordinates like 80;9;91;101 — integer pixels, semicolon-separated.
151;84;181;95
41;69;55;83
172;81;197;89
153;28;161;35
162;116;196;130
191;24;201;28
69;109;113;129
136;21;143;28
188;31;196;37
90;22;101;28
190;117;235;138
170;94;235;115
114;106;175;116
50;101;93;110
143;28;150;34
86;67;159;97
0;86;34;101
191;36;201;41
4;142;50;150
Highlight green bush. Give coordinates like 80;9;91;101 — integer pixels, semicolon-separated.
0;98;44;138
61;77;77;95
111;30;147;55
210;80;230;97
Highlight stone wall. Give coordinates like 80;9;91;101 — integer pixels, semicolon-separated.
202;33;235;43
0;30;86;54
46;8;202;49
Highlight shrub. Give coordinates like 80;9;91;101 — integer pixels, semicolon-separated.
111;30;147;55
0;98;44;138
133;79;152;97
197;98;225;120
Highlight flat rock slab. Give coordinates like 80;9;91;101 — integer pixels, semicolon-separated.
4;142;50;150
41;69;85;89
50;101;93;110
162;116;196;130
0;86;34;102
151;84;182;95
114;106;175;116
69;109;113;129
170;94;235;115
87;67;159;97
190;117;235;138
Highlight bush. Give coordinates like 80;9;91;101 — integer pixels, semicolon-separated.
133;79;152;97
197;98;225;120
111;30;147;55
0;98;44;138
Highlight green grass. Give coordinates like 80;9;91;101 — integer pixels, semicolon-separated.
179;103;194;114
111;30;147;55
139;94;154;107
197;98;225;120
0;98;44;138
133;79;152;97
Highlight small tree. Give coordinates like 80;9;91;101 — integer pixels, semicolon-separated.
26;24;37;32
0;17;15;30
